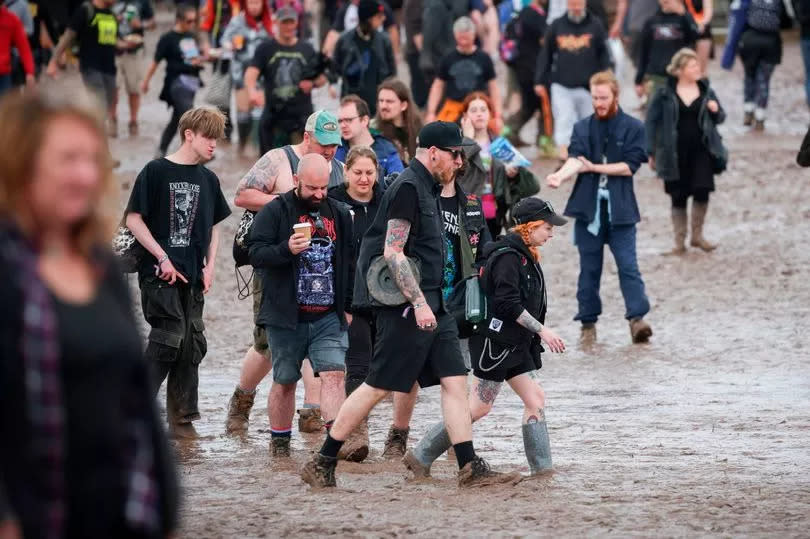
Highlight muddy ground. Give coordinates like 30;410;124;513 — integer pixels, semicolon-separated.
101;11;810;537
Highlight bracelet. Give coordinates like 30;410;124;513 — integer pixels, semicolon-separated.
412;302;426;310
157;254;169;267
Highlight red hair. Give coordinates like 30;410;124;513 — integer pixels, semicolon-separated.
240;0;274;35
462;91;494;116
511;221;545;262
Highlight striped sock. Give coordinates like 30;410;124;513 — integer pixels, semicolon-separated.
270;426;292;438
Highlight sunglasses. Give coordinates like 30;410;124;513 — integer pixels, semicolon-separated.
437;147;464;160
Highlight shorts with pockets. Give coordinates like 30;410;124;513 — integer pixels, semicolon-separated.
264;313;348;385
117;49;146;95
81;68;116;108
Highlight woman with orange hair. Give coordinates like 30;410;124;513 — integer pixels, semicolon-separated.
405;197;567;479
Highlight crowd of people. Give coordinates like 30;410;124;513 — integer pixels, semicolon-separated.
1;0;809;535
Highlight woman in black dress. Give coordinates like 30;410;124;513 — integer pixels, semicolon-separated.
0;85;177;538
646;48;727;254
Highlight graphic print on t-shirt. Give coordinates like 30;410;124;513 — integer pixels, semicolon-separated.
273;54;305;100
441;197;460;301
448;58;484;95
179;37;200;64
92;11;118;46
168;181;201;247
652;23;684;40
297;213;337;312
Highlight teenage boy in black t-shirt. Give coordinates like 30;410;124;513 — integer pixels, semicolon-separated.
142;4;205;158
47;0;123;126
245;7;323;154
125;107;232;438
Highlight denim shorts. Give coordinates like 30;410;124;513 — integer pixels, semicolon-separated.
265;313;348;384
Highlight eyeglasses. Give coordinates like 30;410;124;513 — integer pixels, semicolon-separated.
437;147;463;160
338;116;359;124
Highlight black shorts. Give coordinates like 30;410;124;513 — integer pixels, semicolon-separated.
365;307;468;393
697;22;713;40
469;334;535;383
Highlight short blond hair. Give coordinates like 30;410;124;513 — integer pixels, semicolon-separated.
589;70;619;97
666;48;699;76
178;106;226;140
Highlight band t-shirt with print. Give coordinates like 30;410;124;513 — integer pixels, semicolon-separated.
437;49;496;102
154;30;203;91
440;194;462;301
69;3;118;74
127;158;231;284
294;197;338;322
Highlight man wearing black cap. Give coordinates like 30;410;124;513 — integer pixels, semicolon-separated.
332;0;396;116
405;197;567;478
301;121;521;488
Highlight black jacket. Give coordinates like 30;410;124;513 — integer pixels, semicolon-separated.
635;10;699;84
248;190;355;329
645;78;727;182
480;233;546;348
328;182;384;255
534;12;611;89
333;29;396;105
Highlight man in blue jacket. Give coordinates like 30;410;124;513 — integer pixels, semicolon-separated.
335;94;405;178
546;70;653;346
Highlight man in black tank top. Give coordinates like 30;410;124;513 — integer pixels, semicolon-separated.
225;110;346;435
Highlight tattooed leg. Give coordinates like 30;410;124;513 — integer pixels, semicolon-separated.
468;378;502;422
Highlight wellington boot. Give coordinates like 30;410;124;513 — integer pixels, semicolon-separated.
337;417;369;462
523;419;552;474
663;207;687;256
225;386;256;433
690;202;717;252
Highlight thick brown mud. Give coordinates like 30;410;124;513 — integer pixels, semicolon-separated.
105;11;810;536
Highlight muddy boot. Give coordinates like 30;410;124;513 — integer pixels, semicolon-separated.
753;107;766;131
403;421;452;478
690;202;717;252
580;323;597;348
458;456;522;487
664;207;687;255
300;454;338;488
382;426;410;458
522;419;552;474
270;436;291;457
743;109;754;127
236;115;252;154
629;317;653;343
297;407;324;433
170;421;198;439
337;417;369;462
225;386;256;433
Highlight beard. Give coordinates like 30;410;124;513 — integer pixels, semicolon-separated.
296;187;323;210
567;10;586;23
596;99;619;120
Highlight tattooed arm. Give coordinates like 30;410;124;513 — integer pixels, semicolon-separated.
234;149;290;211
382;219;425;306
516;310;544;333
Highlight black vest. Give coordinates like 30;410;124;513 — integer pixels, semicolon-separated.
353;160;446;310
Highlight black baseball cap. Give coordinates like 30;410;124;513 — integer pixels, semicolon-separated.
417;121;475;149
512;198;567;226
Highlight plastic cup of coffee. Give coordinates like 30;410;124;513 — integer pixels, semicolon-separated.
293;222;312;241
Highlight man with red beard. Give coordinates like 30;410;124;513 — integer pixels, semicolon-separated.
545;71;653;347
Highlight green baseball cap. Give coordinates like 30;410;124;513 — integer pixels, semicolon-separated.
305;110;341;146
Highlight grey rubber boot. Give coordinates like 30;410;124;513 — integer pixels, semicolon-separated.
665;207;688;255
404;421;452;477
522;419;552;474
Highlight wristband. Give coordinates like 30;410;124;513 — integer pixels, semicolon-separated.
412;302;426;310
157;254;169;267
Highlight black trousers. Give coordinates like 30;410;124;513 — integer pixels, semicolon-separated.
159;80;197;154
140;275;207;424
406;52;430;108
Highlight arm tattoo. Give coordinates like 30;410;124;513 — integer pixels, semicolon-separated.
476;379;502;405
383;219;424;303
236;150;283;196
517;310;543;333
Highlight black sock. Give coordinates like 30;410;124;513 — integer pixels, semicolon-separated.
320;433;344;459
453;441;476;469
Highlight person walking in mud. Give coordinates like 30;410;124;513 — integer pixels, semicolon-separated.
545;71;653;347
246;154;355;457
225;110;345;436
301;122;522;488
646;48;726;254
125;107;232;438
405;198;567;478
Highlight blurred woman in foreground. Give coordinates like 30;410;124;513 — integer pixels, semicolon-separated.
0;84;177;538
